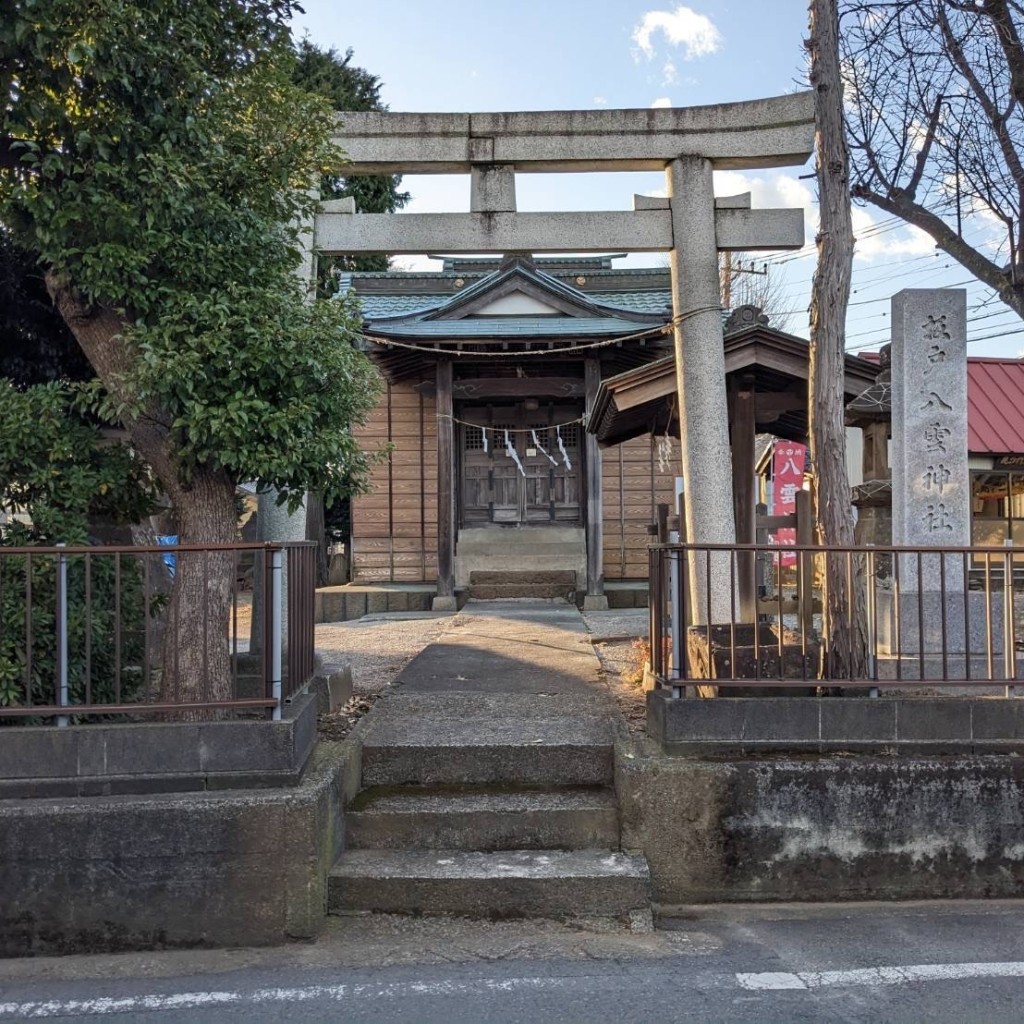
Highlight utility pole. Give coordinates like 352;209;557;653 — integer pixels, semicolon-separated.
720;252;769;310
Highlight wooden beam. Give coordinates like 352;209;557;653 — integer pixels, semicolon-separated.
754;393;805;416
609;374;677;412
452;377;585;400
435;359;456;606
584;359;607;607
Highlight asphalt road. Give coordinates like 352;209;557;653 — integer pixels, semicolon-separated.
2;901;1024;1022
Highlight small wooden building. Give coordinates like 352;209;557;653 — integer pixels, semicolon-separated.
589;307;879;546
345;254;679;604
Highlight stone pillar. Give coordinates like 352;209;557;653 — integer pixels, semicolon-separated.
666;156;737;624
250;489;308;653
887;288;974;654
434;359;458;612
583;358;608;610
249;191;318;652
471;165;516;213
892;289;969;565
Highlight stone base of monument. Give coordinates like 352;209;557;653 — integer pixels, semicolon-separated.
876;590;1006;663
686;623;819;697
874;655;1023;689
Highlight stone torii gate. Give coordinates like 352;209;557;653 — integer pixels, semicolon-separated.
313;94;814;620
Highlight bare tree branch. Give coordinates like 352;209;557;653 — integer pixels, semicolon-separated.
842;0;1024;314
852;182;1024;316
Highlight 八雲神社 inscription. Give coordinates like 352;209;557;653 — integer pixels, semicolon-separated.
885;288;972;654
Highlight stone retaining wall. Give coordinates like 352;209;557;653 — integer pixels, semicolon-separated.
0;674;351;799
618;738;1024;905
0;738;363;957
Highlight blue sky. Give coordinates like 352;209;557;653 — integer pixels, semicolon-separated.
293;1;1019;356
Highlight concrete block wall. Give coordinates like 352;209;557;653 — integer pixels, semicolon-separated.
0;678;341;799
617;738;1024;905
0;740;361;957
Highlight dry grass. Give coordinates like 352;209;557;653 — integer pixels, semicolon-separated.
621;637;651;690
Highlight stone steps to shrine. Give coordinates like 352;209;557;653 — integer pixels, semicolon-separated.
467;569;576;601
328;603;652;928
358;695;614;788
344;785;619;851
328;848;650;922
455;526;587;589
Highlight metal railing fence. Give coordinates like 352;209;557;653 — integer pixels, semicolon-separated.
650;541;1024;695
0;542;316;723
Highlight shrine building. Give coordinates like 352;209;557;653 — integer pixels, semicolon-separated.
344;253;677;605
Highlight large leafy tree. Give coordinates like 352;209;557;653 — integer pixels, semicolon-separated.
291;39;409;578
0;1;382;706
842;0;1024;320
0;382;157;713
292;39;410;274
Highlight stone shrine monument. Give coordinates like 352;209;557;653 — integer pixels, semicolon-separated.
891;289;970;567
883;288;987;660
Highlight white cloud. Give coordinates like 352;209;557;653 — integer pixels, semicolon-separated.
651;97;673;108
633;6;722;61
662;59;678;85
592;96;608;106
851;207;936;259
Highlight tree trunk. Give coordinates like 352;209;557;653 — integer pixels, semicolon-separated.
807;0;869;679
160;470;238;712
45;274;240;710
306;491;330;587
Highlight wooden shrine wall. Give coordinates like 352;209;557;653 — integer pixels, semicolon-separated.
350;376;438;583
351;388;674;584
601;433;677;580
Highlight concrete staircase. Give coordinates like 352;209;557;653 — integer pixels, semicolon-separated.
328;692;651;925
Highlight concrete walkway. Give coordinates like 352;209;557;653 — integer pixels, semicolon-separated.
391;599;611;698
355;598;623;790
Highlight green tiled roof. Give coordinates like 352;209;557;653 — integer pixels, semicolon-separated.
365;317;662;339
355;294;450;316
584;291;671;313
353;289;670;319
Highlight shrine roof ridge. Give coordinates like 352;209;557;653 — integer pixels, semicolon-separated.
339;259;673;323
342;265;672;282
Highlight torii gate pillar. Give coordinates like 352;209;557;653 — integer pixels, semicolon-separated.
667;156;736;622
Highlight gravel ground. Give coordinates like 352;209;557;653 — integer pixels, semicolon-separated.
315;612;454;740
581;609;649;733
316;612;453;697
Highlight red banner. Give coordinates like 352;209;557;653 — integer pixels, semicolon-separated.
771;441;806;566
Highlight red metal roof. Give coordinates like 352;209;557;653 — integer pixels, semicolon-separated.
968;358;1024;454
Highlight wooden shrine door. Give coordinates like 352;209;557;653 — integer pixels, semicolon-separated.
460;404;582;526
